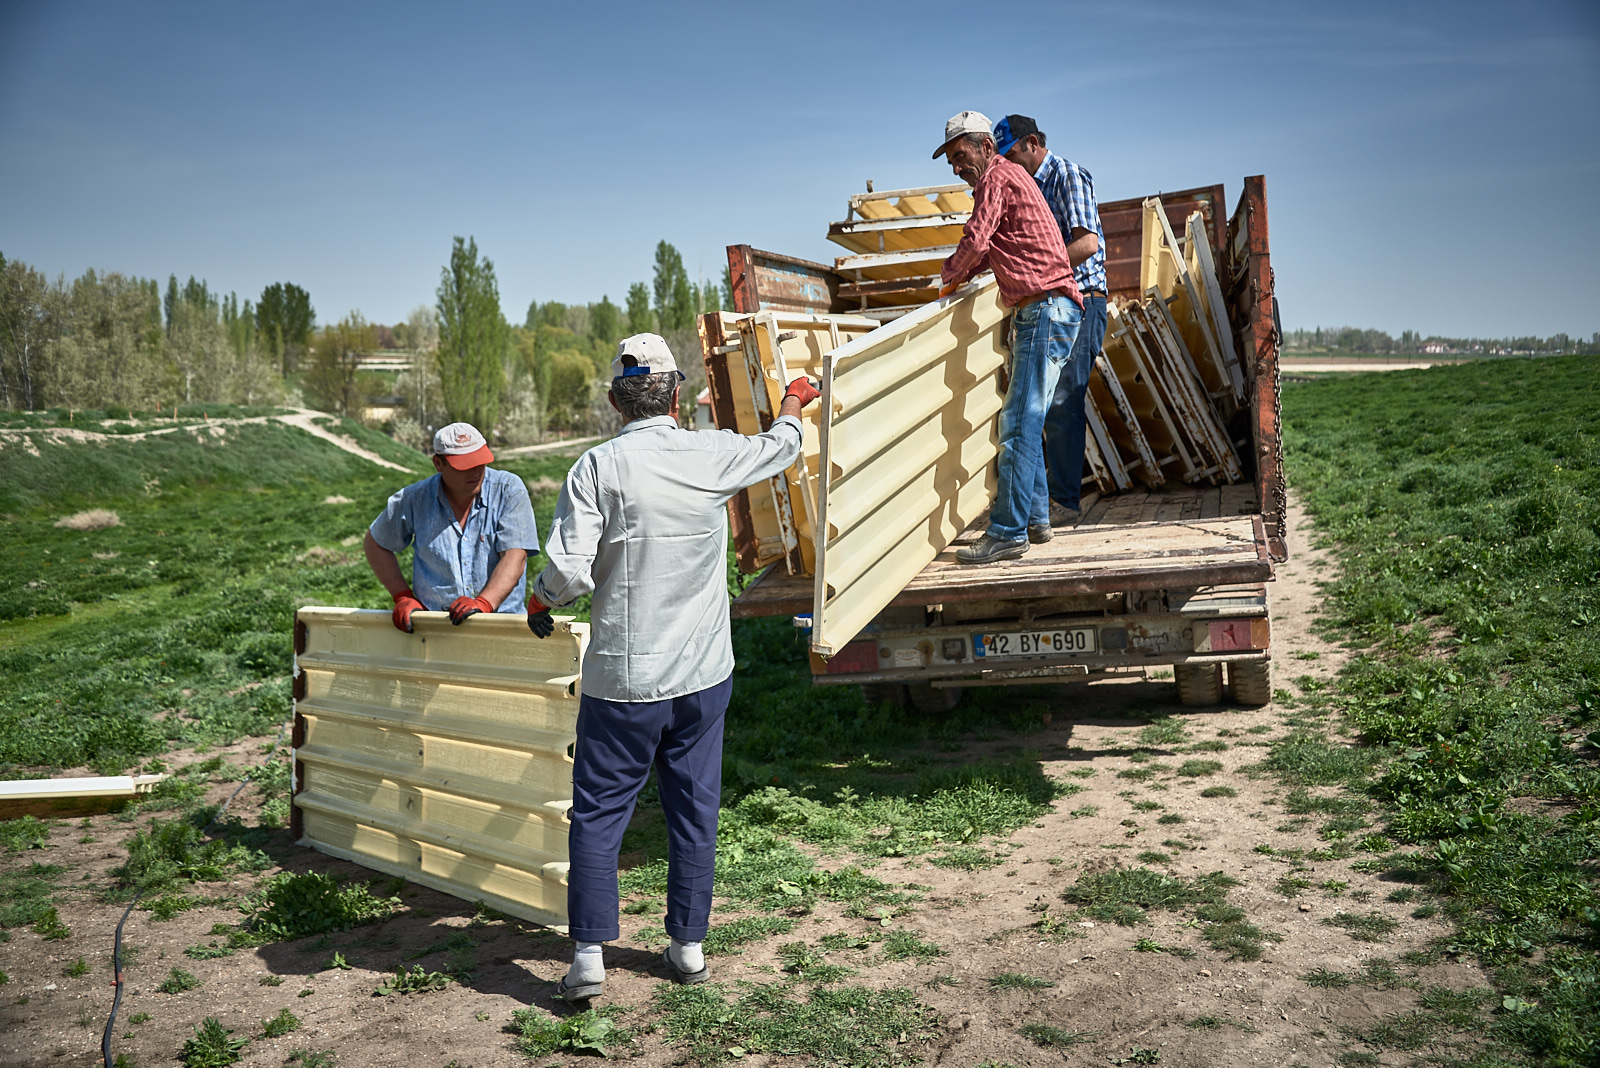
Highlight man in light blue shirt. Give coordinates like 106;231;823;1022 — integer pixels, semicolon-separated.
362;421;540;631
525;333;818;1002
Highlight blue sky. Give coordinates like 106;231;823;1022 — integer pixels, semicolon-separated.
2;0;1597;338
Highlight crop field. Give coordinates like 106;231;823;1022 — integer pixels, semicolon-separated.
0;357;1596;1068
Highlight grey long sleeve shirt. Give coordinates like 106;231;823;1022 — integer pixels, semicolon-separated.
533;413;804;702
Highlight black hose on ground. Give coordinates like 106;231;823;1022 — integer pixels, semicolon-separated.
100;720;291;1068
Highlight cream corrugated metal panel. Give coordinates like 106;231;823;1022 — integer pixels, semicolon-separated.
810;277;1008;656
1139;197;1238;417
292;608;587;929
1185;211;1246;404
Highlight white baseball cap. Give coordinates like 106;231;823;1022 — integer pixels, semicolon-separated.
932;110;993;159
610;333;686;381
431;421;494;469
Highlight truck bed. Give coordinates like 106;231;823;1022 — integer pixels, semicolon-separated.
730;482;1270;619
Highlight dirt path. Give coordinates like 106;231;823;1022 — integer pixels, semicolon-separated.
0;494;1490;1068
0;409;415;472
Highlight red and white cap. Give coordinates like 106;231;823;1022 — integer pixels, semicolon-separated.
431;422;494;469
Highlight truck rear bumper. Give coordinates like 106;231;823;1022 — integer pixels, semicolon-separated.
809;583;1270;687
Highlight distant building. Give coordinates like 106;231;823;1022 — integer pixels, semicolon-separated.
1422;342;1449;354
695;387;714;430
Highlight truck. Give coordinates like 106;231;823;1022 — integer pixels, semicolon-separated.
698;176;1285;712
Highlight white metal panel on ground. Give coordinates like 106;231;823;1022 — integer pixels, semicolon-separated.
811;277;1009;656
292;608;587;928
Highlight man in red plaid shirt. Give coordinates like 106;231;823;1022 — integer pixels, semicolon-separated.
936;110;1084;564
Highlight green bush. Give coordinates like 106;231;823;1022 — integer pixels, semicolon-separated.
242;871;399;943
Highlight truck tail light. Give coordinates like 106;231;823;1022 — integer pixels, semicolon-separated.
826;640;880;675
1200;618;1269;652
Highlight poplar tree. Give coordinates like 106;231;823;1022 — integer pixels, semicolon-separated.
589;296;621;345
256;282;314;375
624;282;653;335
435;236;509;433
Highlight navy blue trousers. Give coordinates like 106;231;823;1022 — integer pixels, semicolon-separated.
565;676;731;943
1044;293;1109;508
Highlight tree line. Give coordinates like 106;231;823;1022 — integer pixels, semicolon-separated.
1286;325;1600;356
0;238;729;445
0;254;320;413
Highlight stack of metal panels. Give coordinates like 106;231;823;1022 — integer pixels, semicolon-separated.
696;308;880;576
1080;197;1246;495
825;184;974;319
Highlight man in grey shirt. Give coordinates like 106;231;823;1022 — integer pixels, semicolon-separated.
525;332;819;1000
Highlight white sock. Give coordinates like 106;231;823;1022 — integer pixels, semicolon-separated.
669;938;704;974
567;941;604;985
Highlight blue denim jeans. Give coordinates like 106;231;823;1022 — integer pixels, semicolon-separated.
1044;293;1108;508
988;295;1083;541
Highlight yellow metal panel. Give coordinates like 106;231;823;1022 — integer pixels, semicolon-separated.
293;608;586;928
811;277;1009;656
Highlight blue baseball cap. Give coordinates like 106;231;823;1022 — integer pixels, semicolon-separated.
992;114;1041;157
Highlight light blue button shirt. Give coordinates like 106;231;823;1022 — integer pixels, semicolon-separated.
534;414;803;702
369;467;540;613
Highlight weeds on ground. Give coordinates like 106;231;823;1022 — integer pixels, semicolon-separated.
1062;867;1240;926
776;942;857;983
1018;1022;1097;1047
1195;903;1283;961
374;964;451;996
879;929;945;961
157;967;201;993
242;871;399;942
261;1009;301;1037
654;980;938;1067
704;916;798;955
510;1007;625;1057
178;1017;247;1068
1322;911;1400;943
114;815;270;893
0;816;51;852
988;972;1054;991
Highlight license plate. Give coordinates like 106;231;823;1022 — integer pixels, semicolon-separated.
974;628;1096;659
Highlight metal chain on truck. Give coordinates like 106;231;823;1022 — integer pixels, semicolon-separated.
1267;278;1288;562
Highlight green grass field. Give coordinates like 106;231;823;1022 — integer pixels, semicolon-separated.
1282;353;1600;1064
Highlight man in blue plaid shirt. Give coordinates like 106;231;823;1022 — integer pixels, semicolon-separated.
994;114;1107;524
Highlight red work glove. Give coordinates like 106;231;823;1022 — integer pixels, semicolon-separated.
391;588;425;633
938;281;960;299
449;595;495;625
783;376;821;407
526;594;555;639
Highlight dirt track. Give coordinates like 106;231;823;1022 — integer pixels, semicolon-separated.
0;494;1489;1068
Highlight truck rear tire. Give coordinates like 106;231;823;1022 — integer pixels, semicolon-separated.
860;683;906;708
1228;661;1272;707
1174;663;1223;707
906;683;963;713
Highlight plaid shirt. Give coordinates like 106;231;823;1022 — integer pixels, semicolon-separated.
1033;152;1106;294
942;155;1081;308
